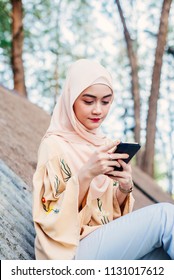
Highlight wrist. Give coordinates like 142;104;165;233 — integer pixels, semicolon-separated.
118;184;133;195
78;167;93;185
120;177;133;189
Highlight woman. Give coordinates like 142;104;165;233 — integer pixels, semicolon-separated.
33;59;174;260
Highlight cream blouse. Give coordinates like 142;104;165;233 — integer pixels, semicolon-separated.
32;135;135;260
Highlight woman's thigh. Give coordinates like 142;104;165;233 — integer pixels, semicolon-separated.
75;203;174;260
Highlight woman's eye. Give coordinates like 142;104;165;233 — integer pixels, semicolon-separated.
83;100;110;105
102;101;110;105
84;100;93;104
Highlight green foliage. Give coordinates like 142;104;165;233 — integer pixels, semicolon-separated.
0;0;12;56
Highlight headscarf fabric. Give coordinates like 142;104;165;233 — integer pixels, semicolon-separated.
43;59;114;199
44;59;113;146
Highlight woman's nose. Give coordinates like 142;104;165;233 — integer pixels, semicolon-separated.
92;103;102;114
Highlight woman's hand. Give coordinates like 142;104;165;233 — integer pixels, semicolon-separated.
77;140;130;207
105;159;133;191
105;160;133;207
80;140;129;181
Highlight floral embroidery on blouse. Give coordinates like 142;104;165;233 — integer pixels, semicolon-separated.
60;159;72;182
97;198;110;224
113;180;118;187
41;197;59;214
54;175;60;196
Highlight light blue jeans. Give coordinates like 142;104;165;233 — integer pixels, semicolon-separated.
75;203;174;260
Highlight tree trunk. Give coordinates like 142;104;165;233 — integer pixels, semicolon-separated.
115;0;141;166
141;0;172;177
11;0;27;97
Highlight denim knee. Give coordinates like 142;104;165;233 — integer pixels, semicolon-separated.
158;202;174;213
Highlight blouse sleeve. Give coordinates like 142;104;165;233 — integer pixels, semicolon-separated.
32;154;80;260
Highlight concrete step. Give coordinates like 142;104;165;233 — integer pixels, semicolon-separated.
0;160;35;259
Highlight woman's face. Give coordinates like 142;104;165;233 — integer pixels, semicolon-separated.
73;84;113;130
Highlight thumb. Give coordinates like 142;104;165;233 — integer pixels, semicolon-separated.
100;140;120;153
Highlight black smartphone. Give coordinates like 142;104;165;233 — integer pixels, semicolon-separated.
113;142;141;171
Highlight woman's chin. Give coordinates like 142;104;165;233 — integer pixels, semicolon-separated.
85;123;101;130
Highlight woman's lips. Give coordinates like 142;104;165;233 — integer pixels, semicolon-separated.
89;118;101;122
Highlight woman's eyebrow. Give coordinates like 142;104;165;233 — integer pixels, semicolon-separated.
82;94;96;98
82;93;113;98
102;94;113;98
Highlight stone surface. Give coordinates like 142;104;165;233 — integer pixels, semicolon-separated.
0;160;35;260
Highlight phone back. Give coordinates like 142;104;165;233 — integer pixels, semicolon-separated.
113;142;141;171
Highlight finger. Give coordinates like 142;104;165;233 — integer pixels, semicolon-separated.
118;159;131;171
101;140;120;153
106;175;116;179
106;170;127;177
106;160;121;168
104;167;115;174
111;153;129;160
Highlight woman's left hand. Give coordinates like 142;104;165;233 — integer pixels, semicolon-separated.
105;159;133;190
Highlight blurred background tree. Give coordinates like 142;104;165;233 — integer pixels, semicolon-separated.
0;0;174;196
11;0;27;96
114;0;172;178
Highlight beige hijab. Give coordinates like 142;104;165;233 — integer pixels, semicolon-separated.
44;59;113;145
44;59;114;199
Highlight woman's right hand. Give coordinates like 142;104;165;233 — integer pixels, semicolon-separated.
79;140;129;181
77;140;129;207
